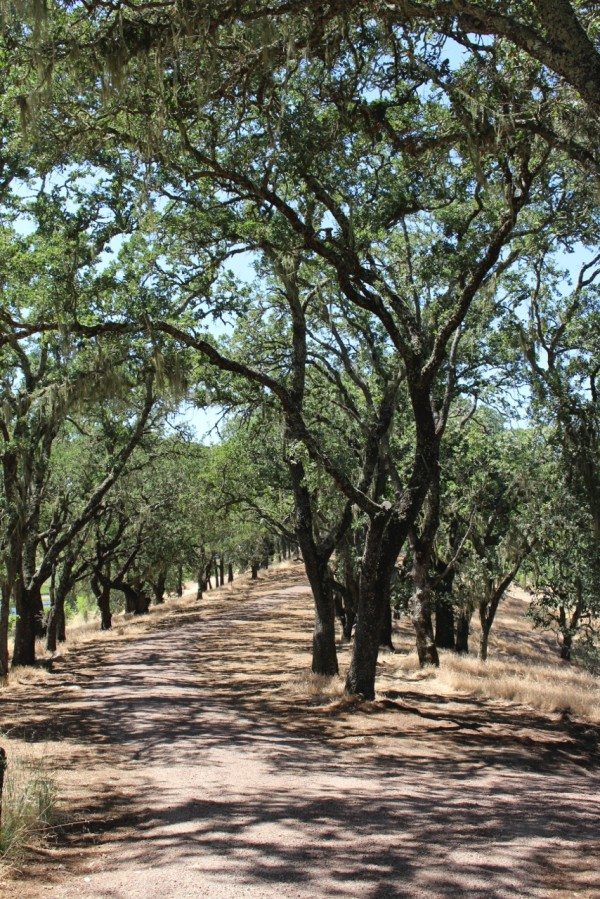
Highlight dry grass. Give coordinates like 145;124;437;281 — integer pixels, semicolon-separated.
378;587;600;724
288;672;346;705
435;653;600;723
0;742;56;866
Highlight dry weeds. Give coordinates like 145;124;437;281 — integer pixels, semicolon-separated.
435;653;600;723
0;742;56;866
377;587;600;724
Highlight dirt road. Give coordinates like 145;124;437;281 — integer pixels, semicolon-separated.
2;565;599;898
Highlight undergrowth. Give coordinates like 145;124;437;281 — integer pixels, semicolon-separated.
0;743;56;863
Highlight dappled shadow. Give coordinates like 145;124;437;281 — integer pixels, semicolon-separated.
3;563;599;898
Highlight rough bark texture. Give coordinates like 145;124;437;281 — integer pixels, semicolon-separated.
92;574;113;631
346;513;399;698
287;454;345;677
380;600;394;650
46;589;65;652
435;599;455;650
12;582;38;667
227;563;234;583
152;570;167;605
410;561;439;667
0;583;10;678
455;608;471;654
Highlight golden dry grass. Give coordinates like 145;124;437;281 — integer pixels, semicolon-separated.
435;653;600;723
377;586;600;724
0;742;56;867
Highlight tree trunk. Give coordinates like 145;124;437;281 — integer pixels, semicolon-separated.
251;563;259;580
0;582;10;679
46;559;74;652
220;556;225;586
346;512;400;699
123;585;150;615
214;560;220;588
410;555;439;667
560;632;572;661
176;565;183;597
340;540;359;642
435;599;455;649
92;575;112;630
46;588;67;653
455;607;471;654
380;600;394;650
227;563;234;583
12;582;39;667
152;570;166;605
98;590;112;630
196;570;203;601
479;621;491;661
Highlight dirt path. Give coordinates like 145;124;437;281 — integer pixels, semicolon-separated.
2;565;599;898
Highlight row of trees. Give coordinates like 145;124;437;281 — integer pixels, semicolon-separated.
0;2;599;695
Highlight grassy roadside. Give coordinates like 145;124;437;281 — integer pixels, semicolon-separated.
0;742;56;868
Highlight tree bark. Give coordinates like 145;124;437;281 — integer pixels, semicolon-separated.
0;582;10;679
227;563;234;583
251;563;259;580
479;619;491;662
454;607;471;654
380;599;394;650
435;598;455;649
152;569;166;605
11;581;39;667
346;512;400;698
176;565;183;597
478;563;522;660
560;629;572;661
409;552;439;667
46;559;74;652
92;574;112;630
